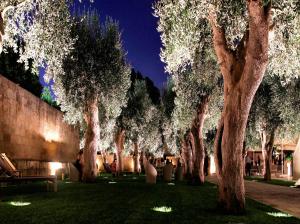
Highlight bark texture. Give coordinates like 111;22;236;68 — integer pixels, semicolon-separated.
260;129;275;181
133;141;140;173
115;129;125;174
210;0;271;213
182;137;193;177
180;141;187;176
187;133;195;179
83;99;100;182
191;96;209;185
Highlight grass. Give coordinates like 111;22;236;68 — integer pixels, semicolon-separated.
245;176;296;187
0;175;299;224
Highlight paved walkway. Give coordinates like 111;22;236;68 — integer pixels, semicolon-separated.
206;175;300;218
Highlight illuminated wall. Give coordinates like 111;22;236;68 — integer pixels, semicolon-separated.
0;75;79;162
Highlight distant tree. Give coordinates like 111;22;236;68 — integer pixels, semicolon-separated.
248;75;300;180
40;86;58;107
118;80;162;173
54;12;131;182
0;46;42;97
129;69;161;105
171;69;222;185
112;70;161;173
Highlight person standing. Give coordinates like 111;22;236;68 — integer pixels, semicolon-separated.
257;156;261;174
245;154;252;176
74;150;84;181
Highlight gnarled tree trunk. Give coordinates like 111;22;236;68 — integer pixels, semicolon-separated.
133;141;140;173
210;1;271;213
83;98;100;182
191;96;209;185
260;129;275;181
115;129;125;175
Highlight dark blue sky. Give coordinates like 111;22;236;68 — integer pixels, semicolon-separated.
41;0;168;92
93;0;167;89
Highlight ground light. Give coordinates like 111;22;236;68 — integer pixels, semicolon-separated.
266;212;292;218
9;201;31;207
167;183;175;186
152;206;172;213
108;181;117;184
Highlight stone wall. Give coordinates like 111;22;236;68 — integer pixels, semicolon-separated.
0;75;79;162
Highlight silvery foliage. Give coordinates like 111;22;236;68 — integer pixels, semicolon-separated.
171;69;222;141
54;12;131;151
248;74;300;148
122;80;163;157
160;80;178;155
154;0;300;79
0;0;93;126
1;0;78;78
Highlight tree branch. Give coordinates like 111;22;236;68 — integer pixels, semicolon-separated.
239;0;271;93
207;13;233;84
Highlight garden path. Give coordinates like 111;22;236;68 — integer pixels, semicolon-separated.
207;175;300;218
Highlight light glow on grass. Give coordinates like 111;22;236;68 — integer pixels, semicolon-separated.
9;201;31;207
108;181;117;184
132;177;137;180
266;212;292;218
167;183;175;186
152;206;172;213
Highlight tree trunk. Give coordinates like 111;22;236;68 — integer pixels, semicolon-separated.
210;1;271;213
191;96;209;185
133;141;140;173
115;129;125;175
181;140;189;176
187;132;195;179
261;129;275;181
82;98;100;182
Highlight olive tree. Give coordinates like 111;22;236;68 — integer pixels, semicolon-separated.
154;0;299;212
55;12;131;182
171;70;221;184
119;79;162;173
248;75;300;180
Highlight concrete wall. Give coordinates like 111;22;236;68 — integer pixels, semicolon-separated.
0;75;79;162
293;137;300;180
96;155;134;173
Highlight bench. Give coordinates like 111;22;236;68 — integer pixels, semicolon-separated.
0;153;58;192
0;176;58;192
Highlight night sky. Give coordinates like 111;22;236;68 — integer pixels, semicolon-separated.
41;0;168;91
95;0;168;89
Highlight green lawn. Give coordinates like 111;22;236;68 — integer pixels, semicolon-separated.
0;175;299;224
245;176;296;187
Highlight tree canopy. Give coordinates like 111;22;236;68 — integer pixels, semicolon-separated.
154;0;300;79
